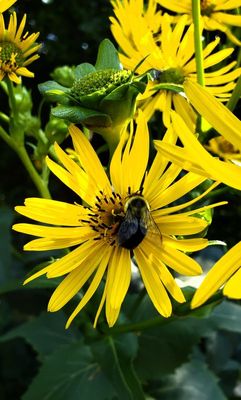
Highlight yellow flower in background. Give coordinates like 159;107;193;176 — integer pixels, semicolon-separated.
157;0;241;45
110;2;241;129
154;110;241;190
12;112;225;328
0;12;41;84
191;242;241;308
0;0;16;12
205;136;241;162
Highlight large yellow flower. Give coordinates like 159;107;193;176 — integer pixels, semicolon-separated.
0;12;40;84
110;1;241;129
0;0;17;12
191;241;241;308
157;0;241;45
13;112;225;328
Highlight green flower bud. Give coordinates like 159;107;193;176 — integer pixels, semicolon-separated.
51;65;75;87
39;39;148;153
45;117;68;145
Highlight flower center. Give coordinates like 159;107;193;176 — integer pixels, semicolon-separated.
70;69;132;99
81;190;150;249
153;67;185;85
0;42;23;72
200;0;215;16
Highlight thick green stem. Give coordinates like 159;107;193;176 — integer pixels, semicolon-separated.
17;146;51;199
192;0;205;87
6;78;18;116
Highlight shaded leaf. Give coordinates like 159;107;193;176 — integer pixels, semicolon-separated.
22;340;116;400
0;311;79;359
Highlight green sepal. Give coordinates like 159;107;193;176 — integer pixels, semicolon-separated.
38;81;71;103
51;104;112;126
95;38;121;70
74;63;96;79
151;82;184;93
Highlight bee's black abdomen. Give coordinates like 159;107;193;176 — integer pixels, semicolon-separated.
118;220;147;249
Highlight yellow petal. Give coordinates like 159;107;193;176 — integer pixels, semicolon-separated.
15;198;88;226
184;80;241;151
191;242;241;308
223;268;241;299
134;246;172;317
105;247;131;327
65;247;112;328
0;0;17;12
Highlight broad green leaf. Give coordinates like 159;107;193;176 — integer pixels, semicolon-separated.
155;357;226;400
134;313;211;379
95;39;121;70
22;340;116;400
92;333;145;400
209;301;241;333
0;311;79;359
51;105;111;126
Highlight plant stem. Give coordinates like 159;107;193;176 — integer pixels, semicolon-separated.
192;0;205;87
17;145;51;199
6;78;18;116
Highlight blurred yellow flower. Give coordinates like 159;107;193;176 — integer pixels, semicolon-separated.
0;12;41;84
157;0;241;45
12;113;224;328
191;242;241;308
205;136;241;162
110;1;241;129
154;109;241;190
0;0;16;12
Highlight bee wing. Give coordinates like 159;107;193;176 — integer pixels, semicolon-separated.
144;212;162;241
118;213;139;246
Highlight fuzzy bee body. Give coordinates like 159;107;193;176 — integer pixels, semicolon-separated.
118;195;157;250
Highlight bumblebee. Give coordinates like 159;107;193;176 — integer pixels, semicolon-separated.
117;195;161;250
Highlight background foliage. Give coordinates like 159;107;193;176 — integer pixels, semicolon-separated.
1;1;241;399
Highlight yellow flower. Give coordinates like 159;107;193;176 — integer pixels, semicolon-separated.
157;0;241;45
154;110;241;191
0;12;40;84
110;1;241;129
13;112;225;328
205;136;241;162
0;0;17;12
191;242;241;308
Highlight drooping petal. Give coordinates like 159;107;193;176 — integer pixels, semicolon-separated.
184;80;241;151
191;242;241;308
134;246;172;317
65;247;112;328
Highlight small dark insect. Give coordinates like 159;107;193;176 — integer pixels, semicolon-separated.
118;195;161;250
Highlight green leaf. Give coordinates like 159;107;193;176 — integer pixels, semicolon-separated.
95;38;121;70
134;315;211;379
92;333;145;400
38;81;70;96
0;311;79;359
155;357;226;400
209;300;241;333
74;63;96;79
22;340;116;400
51;104;111;126
0;276;61;295
150;82;183;93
